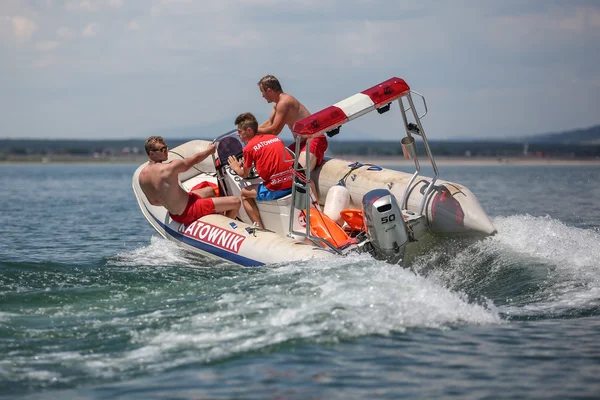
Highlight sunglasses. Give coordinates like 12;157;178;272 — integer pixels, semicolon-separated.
153;145;168;153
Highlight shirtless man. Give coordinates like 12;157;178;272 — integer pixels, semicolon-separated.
138;136;240;226
257;75;328;172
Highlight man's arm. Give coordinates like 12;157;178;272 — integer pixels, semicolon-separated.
259;107;275;129
171;143;216;174
257;100;292;136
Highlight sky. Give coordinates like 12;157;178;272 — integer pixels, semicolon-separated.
1;0;600;142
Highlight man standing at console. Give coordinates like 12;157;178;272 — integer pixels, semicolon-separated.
139;136;240;225
256;75;328;172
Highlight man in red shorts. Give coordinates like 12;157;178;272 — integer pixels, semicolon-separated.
256;75;328;173
228;113;294;229
138;136;240;226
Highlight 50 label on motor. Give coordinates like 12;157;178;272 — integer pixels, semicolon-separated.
381;214;396;224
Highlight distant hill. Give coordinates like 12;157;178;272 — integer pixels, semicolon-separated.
525;124;600;145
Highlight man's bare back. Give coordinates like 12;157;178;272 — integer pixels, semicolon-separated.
139;162;189;215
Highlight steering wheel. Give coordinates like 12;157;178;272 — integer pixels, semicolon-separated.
228;157;261;180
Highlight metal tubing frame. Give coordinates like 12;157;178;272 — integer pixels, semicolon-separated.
286;134;342;254
404;90;428;120
287;135;305;236
405;93;439;215
397;99;421;210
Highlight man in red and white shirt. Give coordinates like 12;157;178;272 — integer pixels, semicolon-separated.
228;112;294;228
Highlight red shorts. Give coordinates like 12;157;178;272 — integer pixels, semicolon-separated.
169;192;215;226
288;135;328;167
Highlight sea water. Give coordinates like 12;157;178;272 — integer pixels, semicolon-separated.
1;163;599;399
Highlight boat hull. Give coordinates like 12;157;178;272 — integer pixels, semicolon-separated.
132;140;495;267
133;158;337;267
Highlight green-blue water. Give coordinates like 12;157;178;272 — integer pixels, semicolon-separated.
1;163;599;399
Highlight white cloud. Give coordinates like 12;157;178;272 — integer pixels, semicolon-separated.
127;20;140;31
108;0;124;8
66;0;124;12
34;54;56;68
559;6;600;32
335;20;393;59
36;40;59;52
478;5;600;52
160;0;192;4
68;0;96;12
11;16;38;40
82;23;101;37
57;27;75;38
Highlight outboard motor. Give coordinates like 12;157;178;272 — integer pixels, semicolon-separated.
362;189;410;264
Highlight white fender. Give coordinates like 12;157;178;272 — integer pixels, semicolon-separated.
323;185;350;225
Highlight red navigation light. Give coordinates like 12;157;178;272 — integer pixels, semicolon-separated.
361;77;410;108
292;106;348;137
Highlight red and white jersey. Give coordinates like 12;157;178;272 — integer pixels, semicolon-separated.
243;134;294;191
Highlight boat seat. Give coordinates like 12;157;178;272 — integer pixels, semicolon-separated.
252;193;294;235
256;192;293;213
259;192;292;204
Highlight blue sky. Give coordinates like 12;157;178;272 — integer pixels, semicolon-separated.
1;0;599;142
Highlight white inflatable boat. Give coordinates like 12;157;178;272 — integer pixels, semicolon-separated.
132;77;496;267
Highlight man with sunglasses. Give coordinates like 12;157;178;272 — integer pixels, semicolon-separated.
139;136;240;226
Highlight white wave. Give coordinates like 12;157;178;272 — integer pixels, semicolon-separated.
0;311;18;321
108;236;195;267
74;255;501;374
492;215;600;315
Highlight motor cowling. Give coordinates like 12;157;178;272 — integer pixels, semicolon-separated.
362;189;410;264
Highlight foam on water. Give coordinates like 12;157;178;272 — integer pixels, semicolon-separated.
492;215;600;316
109;236;198;267
76;253;501;376
413;214;600;318
7;212;598;384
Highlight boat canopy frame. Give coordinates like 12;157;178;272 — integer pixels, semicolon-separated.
288;77;441;245
209;77;442;251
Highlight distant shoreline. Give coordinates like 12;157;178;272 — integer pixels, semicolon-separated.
335;155;600;166
1;155;599;166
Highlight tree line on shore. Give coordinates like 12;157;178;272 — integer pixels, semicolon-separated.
1;138;599;159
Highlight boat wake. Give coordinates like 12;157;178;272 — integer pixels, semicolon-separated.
412;215;600;320
5;215;598;388
68;214;597;379
96;249;502;378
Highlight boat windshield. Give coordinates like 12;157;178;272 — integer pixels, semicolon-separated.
216;136;243;166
